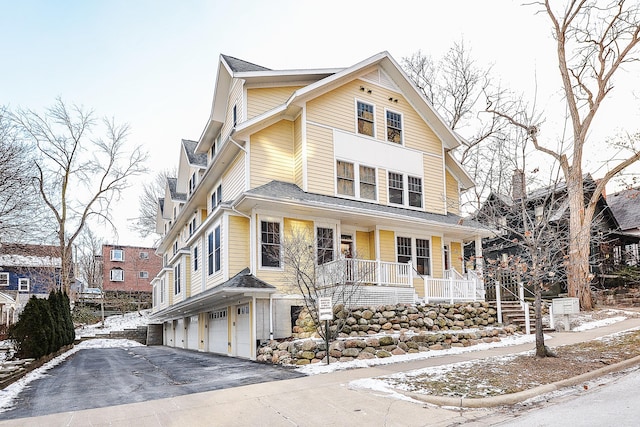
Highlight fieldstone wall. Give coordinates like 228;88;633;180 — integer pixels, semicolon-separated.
76;326;149;345
257;302;519;365
594;286;640;307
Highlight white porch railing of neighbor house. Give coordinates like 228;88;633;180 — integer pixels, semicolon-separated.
316;259;413;287
424;270;482;304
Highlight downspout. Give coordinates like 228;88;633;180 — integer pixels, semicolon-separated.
269;294;274;340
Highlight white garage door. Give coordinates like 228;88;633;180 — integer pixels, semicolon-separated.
208;309;228;354
186;316;199;350
175;318;185;348
163;323;173;346
235;304;251;359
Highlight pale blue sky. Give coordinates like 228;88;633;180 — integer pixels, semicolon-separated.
2;1;638;246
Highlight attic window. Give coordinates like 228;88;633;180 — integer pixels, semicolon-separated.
386;110;402;144
357;101;374;137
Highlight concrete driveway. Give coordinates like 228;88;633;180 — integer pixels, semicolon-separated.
2;345;304;420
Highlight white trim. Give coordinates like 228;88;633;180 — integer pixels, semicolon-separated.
301;108;308;192
335;158;378;202
384;108;404;145
18;277;30;292
355;98;376;138
258;216;284;271
0;272;8;287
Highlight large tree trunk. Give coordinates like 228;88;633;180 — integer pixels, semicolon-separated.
566;175;594;310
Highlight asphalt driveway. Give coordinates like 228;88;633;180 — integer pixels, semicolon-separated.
2;345;304;420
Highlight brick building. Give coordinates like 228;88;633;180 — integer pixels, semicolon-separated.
101;245;162;294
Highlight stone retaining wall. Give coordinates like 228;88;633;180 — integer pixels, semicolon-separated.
595;287;640;307
258;302;518;365
77;326;149;345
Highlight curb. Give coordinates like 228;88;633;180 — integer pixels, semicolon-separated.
399;354;640;408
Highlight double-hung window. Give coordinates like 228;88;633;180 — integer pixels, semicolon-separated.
193;245;199;271
208;231;214;275
110;249;124;262
408;176;423;208
388;172;404;205
0;272;8;286
416;239;431;275
386;110;402;143
174;263;181;295
359;165;376;200
316;227;334;265
139;271;149;279
336;161;355;196
261;221;281;268
214;226;221;273
110;268;124;282
18;278;29;292
160;279;165;303
397;237;412;264
357;101;374;137
211;185;222;211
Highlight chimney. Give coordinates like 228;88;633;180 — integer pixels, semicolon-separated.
512;169;526;200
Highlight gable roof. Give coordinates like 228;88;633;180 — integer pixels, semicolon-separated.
607;188;640;232
167;177;186;202
181;139;207;167
221;55;271;72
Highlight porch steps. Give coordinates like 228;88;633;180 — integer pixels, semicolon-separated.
497;302;554;334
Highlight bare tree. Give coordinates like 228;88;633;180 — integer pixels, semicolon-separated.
130;168;175;241
487;1;640;310
12;98;148;293
0;106;41;241
280;226;364;341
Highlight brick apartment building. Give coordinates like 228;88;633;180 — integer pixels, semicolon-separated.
101;245;162;294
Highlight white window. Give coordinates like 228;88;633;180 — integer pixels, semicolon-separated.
211;184;222;211
174;263;181;295
337;160;377;200
18;278;29;292
160;279;166;303
139;251;149;259
386;110;402;144
357;101;375;137
359;165;376;200
110;249;124;262
0;272;8;286
388;172;404;205
416;239;431;275
336;161;355;196
193;244;199;271
389;173;423;208
110;269;124;281
261;220;281;268
408;176;423;208
139;271;149;279
316;227;334;265
397;237;412;264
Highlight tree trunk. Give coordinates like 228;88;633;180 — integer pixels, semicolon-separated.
534;280;546;357
566;176;594;310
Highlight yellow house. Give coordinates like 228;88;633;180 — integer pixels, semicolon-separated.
151;52;491;359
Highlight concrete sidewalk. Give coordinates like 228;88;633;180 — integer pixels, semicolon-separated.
3;317;640;427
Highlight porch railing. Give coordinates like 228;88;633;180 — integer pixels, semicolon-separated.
316;259;413;287
424;270;482;304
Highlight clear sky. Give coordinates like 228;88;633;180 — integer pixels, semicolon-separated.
2;0;639;247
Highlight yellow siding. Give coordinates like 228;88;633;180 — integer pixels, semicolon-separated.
284;218;313;238
250;121;294;188
378;230;395;262
450;242;463;272
368;231;376;260
413;277;425;299
168;270;174;305
424;155;445;214
294;116;303;188
191;240;202;296
378;169;388;205
445;170;460;215
432;236;443;279
355;231;371;260
221;80;243;139
247;86;304;119
228;215;250;274
305;124;334;195
223;152;246;201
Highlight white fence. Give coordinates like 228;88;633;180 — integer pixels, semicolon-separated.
317;259;413;287
423;274;482;304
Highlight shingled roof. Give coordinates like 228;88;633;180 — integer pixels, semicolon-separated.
182;139;207;167
607;188;640;232
221;55;271;73
167;177;186;202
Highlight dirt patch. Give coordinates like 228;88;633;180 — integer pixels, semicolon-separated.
385;327;640;399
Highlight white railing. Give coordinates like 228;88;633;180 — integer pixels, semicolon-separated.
423;276;480;303
317;259;413;287
444;268;464;280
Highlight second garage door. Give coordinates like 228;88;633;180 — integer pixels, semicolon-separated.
208;309;228;354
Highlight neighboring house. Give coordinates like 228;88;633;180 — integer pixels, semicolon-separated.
101;244;162;294
0;243;63;318
606;188;640;266
150;52;491;359
470;172;640;295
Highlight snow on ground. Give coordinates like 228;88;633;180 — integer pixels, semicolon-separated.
74;309;152;338
0;339;143;414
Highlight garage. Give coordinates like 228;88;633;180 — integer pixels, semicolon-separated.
208;308;228;354
186;315;199;350
235;303;251;358
175;318;185;348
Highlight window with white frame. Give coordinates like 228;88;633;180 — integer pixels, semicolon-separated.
416;239;431;275
193;244;199;271
211;184;222;211
261;221;281;268
189;216;196;236
386;110;402;143
110;249;124;262
139;251;149;259
110;268;124;282
207;231;214;275
160;279;165;303
397;237;412;265
316;227;334;265
188;172;196;196
408;176;423;208
139;271;149;279
174;263;181;295
0;272;8;286
357;101;374;137
232;104;237;127
336;161;355;196
388;172;404;205
214;226;221;273
359;165;376;200
18;278;29;292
